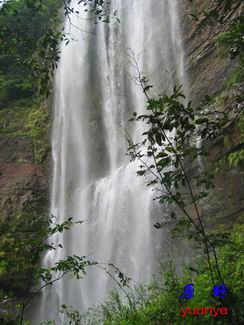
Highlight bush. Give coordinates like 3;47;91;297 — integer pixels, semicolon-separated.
86;224;244;325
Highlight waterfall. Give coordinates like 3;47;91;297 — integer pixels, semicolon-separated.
32;0;188;322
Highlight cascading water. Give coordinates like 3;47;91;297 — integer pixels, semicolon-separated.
32;0;188;322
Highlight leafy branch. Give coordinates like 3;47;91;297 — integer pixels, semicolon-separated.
126;51;243;321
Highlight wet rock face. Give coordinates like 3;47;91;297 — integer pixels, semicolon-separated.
178;1;244;227
0;135;49;319
181;0;243;104
0;135;49;220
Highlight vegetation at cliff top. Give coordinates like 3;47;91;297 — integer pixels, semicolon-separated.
0;0;62;102
0;0;61;163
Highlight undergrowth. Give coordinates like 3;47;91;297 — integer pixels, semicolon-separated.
81;223;244;325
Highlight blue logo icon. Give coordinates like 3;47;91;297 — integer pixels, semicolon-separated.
179;283;228;300
212;284;228;299
179;283;194;300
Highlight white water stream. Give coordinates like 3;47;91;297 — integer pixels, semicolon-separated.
32;0;188;323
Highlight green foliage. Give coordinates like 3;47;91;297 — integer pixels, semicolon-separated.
60;305;82;324
127;81;242;209
0;210;48;293
63;0;120;24
185;223;244;323
228;149;244;166
226;66;244;87
0;0;119;99
86;225;244;325
0;99;50;164
0;211;85;323
223;115;244;167
217;16;244;60
0;0;62;100
126;43;244;321
0;208;130;324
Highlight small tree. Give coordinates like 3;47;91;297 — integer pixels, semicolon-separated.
125;49;243;322
0;211;130;324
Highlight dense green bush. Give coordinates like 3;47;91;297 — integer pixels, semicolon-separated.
85;224;243;325
0;0;62;104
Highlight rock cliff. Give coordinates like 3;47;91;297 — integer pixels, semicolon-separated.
180;0;244;227
181;0;243;102
0;0;243;258
0;99;51;257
